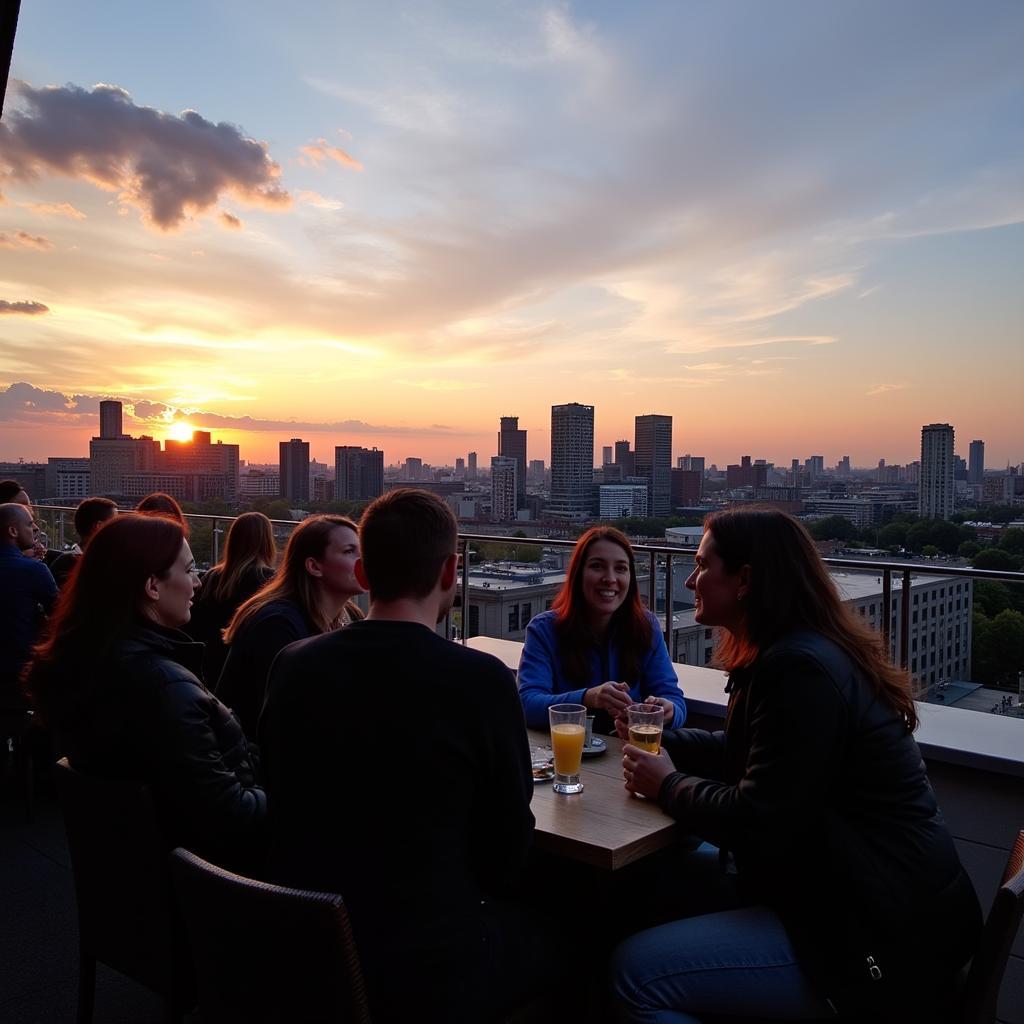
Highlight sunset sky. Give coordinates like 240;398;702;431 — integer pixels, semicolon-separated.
1;1;1022;469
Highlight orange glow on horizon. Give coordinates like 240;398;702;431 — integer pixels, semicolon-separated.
164;421;196;443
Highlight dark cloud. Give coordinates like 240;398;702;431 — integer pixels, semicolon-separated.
219;211;242;229
0;299;49;314
0;82;291;230
0;229;53;250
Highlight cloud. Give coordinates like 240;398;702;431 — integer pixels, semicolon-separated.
0;299;49;314
0;229;53;250
0;82;291;230
296;190;344;210
21;200;86;219
299;136;363;171
866;382;909;396
219;211;243;229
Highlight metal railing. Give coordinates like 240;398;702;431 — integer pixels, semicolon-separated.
32;506;1024;673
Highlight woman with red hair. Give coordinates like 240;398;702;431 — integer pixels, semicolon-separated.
517;526;685;733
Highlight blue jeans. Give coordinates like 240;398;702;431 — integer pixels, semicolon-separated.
611;849;835;1023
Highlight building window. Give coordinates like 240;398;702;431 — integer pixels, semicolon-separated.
913;611;918;624
869;603;876;616
704;649;713;665
521;602;532;627
468;604;480;638
704;628;714;640
912;658;918;672
508;605;520;632
912;637;918;653
544;599;554;611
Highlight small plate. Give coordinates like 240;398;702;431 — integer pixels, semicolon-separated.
581;737;607;757
532;761;554;783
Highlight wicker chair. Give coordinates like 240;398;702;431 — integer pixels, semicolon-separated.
53;757;194;1024
169;846;372;1023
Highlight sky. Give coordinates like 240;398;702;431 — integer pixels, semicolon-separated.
1;0;1022;469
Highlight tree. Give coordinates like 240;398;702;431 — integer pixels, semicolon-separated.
921;545;940;559
876;521;909;551
999;527;1024;557
972;548;1022;572
958;540;981;559
807;516;858;542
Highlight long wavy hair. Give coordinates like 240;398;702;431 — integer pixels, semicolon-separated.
26;513;186;722
208;512;276;602
705;506;917;731
551;526;652;686
223;514;362;642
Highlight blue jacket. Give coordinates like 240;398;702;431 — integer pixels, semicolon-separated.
517;609;686;730
0;543;57;707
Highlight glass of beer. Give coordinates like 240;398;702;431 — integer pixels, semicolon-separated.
627;703;664;754
549;703;586;794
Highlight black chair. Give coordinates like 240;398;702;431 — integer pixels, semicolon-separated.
959;829;1024;1024
53;758;194;1024
169;847;372;1023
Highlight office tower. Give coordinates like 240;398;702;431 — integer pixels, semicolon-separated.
467;452;478;479
805;455;825;480
727;455;767;489
163;432;240;500
791;458;801;485
671;468;703;505
89;433;161;495
455;457;465;476
919;424;955;519
498;415;527;507
599;484;648;519
614;440;635;477
490;456;518;522
99;400;123;439
677;454;705;474
954;456;968;482
602;446;613;466
837;455;851;477
635;415;672;516
968;440;985;486
528;459;545;483
279;438;310;502
335;446;384;501
548;402;595;521
404;457;423;481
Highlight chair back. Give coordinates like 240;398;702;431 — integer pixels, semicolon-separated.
53;757;193;1005
169;847;371;1023
960;829;1024;1024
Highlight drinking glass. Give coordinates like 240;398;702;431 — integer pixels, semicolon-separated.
549;703;586;794
627;703;664;754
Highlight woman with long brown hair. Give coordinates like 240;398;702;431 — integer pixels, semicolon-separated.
216;514;363;738
26;513;264;867
187;511;276;685
517;526;685;732
613;507;981;1022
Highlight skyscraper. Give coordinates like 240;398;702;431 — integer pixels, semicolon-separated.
279;438;310;503
635;414;672;516
968;440;985;486
99;400;123;439
919;424;955;520
467;452;478;480
602;446;613;466
614;439;635;477
490;456;518;522
548;402;594;521
335;446;384;501
498;415;527;508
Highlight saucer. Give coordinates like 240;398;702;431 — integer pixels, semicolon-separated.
581;737;607;757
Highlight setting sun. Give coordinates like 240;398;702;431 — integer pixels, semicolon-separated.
165;421;196;443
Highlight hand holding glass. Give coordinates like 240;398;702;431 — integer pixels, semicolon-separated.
626;703;664;754
549;703;586;794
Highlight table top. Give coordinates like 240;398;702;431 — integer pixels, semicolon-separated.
526;727;683;871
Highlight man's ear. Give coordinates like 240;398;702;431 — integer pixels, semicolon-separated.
354;558;370;590
305;556;323;579
439;552;458;591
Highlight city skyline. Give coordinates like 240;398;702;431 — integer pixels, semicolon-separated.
2;3;1022;466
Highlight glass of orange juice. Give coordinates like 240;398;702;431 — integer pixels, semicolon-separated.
549;703;586;794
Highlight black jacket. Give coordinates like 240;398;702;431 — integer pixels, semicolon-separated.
659;629;981;1015
59;622;266;867
215;598;315;739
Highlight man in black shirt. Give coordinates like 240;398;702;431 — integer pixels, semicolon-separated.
260;489;544;1022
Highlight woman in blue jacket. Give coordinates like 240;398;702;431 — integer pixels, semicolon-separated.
518;526;685;733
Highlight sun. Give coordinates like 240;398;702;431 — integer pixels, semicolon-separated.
165;420;196;443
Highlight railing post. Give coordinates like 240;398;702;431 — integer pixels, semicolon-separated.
900;570;911;669
212;518;220;563
460;536;470;645
58;511;65;550
663;552;673;647
882;568;892;652
648;551;657;615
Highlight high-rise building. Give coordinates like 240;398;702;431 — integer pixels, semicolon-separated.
467;452;478;479
837;455;851;477
919;424;955;519
805;455;825;480
528;459;545;483
968;440;985;486
490;456;518;522
99;400;123;439
498;415;527;508
602;446;613;466
163;431;240;500
677;454;705;473
279;438;310;503
634;414;672;517
335;446;384;501
599;484;648;520
727;455;767;489
614;440;635;477
404;457;423;481
671;468;703;505
548;402;594;521
455;457;465;476
89;435;161;495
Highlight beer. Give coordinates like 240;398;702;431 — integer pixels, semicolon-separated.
628;724;662;754
550;723;586;776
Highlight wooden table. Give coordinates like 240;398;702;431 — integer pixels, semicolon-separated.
526;727;683;871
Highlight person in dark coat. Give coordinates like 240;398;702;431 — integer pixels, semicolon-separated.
612;507;982;1023
216;514;364;738
186;511;275;686
26;512;265;868
50;497;118;588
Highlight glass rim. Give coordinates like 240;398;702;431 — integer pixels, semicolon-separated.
627;702;664;717
549;702;586;715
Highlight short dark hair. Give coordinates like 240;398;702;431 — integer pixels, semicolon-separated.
0;480;26;503
74;497;118;542
360;488;457;601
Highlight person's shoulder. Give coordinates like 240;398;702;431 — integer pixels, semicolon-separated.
756;630;855;699
526;609;557;635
